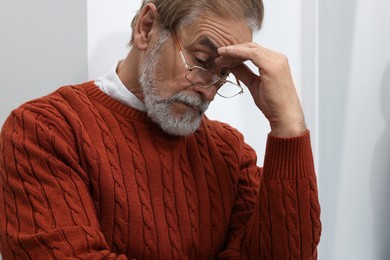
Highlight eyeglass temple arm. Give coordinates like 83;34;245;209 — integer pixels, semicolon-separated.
170;29;190;70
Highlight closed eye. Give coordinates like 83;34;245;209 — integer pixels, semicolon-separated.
194;56;208;67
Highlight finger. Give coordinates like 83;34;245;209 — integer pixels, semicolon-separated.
230;63;258;89
215;55;259;89
218;43;270;69
215;56;246;69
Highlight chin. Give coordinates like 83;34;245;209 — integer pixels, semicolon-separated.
157;111;203;136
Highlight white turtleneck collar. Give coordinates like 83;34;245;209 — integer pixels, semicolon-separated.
94;60;146;112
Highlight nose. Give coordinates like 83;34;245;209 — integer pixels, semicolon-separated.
193;85;218;102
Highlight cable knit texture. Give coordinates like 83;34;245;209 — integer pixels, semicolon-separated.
0;82;321;259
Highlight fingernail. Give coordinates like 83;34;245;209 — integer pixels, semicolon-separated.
226;46;234;52
218;47;226;54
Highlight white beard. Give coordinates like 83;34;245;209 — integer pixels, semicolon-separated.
139;30;210;136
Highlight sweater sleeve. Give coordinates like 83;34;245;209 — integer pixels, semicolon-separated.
219;131;321;259
0;107;128;259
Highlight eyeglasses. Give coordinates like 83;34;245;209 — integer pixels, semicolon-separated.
170;29;244;98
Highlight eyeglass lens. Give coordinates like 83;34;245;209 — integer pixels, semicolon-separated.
186;67;220;86
186;68;242;98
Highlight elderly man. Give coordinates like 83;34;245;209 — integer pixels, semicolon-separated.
0;0;321;259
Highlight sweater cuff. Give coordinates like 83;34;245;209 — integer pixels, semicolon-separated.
263;130;315;180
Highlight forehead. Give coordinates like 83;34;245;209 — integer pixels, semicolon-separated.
179;13;253;49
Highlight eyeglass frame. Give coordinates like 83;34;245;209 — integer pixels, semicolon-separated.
170;29;244;98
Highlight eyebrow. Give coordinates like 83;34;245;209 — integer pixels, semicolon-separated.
197;37;219;52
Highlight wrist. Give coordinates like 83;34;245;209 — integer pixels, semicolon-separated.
269;120;307;137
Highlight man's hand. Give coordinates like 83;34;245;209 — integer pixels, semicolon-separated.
217;43;306;137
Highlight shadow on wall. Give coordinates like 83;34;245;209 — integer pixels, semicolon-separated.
318;1;357;258
371;62;390;260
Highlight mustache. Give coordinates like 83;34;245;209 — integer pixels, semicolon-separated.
169;92;210;113
166;92;210;113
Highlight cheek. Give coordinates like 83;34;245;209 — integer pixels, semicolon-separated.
157;44;188;83
155;66;190;96
161;59;186;83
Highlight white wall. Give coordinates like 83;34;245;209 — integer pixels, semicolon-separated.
0;0;88;125
317;0;390;259
87;0;137;81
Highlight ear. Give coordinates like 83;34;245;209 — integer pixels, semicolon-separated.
133;3;159;50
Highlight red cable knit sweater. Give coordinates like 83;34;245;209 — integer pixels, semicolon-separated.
0;82;321;259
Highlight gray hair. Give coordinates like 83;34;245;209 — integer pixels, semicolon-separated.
129;0;264;45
